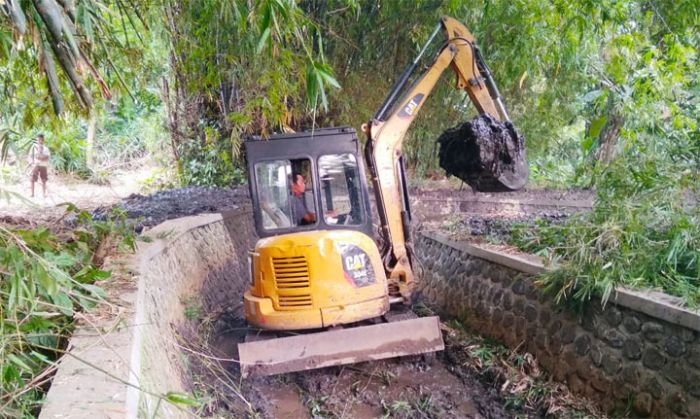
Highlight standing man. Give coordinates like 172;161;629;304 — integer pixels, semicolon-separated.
29;134;50;198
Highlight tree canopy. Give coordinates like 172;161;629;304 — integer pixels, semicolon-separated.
1;0;699;302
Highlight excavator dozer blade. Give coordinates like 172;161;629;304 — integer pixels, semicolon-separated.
238;316;444;377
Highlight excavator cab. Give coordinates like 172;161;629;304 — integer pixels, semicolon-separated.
244;127;392;331
246;127;374;239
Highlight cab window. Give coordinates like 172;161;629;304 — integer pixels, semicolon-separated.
318;154;363;226
254;159;316;230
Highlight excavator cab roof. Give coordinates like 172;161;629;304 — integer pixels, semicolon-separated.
245;127;374;239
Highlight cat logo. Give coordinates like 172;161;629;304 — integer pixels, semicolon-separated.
337;243;376;287
345;253;367;271
398;93;424;118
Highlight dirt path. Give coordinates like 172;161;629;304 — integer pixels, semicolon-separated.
0;166;156;223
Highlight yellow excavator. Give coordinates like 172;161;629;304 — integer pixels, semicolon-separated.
238;16;527;377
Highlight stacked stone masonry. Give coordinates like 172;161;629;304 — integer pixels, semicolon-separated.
135;210;256;417
416;233;700;418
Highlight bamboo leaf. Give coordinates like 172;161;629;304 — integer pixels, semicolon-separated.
164;391;201;407
256;26;270;54
589;116;607;139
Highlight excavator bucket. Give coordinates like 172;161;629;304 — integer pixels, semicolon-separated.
238;316;444;377
438;113;528;192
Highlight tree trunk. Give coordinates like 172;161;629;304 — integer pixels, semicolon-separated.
594;93;624;164
5;0;28;34
595;113;623;164
161;76;181;167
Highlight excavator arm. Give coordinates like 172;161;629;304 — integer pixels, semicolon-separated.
362;16;518;302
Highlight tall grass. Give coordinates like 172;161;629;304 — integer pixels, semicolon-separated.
511;168;699;307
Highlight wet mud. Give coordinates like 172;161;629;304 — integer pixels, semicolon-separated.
462;213;568;242
438;114;528;192
205;313;513;419
91;186;249;231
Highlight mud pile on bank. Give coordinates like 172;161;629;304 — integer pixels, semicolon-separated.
92;186;249;230
438;114;528;192
463;212;569;240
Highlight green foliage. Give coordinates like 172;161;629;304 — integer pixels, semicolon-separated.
97;94;166;166
178;136;246;187
49;126;91;177
0;1;166;186
513;175;700;307
162;0;342;186
182;296;201;320
164;391;202;408
139;167;179;193
3;91;168;180
0;0;151;118
507;0;700;306
0;205;135;415
381;399;412;417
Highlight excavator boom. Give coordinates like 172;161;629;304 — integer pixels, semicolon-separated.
364;16;527;301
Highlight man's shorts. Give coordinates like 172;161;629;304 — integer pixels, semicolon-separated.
31;166;48;182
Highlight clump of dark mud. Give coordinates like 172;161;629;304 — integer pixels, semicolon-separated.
438;113;528;192
92;186;249;231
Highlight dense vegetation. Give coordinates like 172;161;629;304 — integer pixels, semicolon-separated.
0;207;134;415
0;0;698;414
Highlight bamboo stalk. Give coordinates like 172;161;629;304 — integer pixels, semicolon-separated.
115;0;145;45
55;0;75;23
33;0;80;61
47;40;92;109
96;35;135;102
40;40;64;115
79;49;112;100
113;0;131;47
126;0;149;30
4;0;28;35
29;0;91;109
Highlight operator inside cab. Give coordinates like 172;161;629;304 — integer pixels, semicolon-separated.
291;173;316;225
252;151;366;232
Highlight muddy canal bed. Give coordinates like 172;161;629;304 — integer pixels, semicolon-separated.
193;312;511;419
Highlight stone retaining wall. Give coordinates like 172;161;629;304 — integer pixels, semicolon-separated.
133;209;255;417
416;232;700;418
